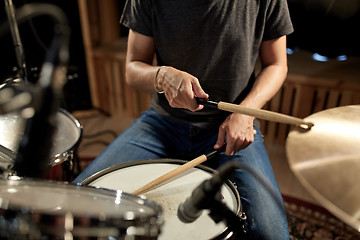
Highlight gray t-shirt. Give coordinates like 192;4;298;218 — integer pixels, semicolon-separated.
120;0;293;129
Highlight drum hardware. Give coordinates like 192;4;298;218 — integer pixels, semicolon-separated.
178;161;248;239
132;145;227;195
196;97;314;130
286;105;360;231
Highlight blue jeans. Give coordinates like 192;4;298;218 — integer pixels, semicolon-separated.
73;108;290;239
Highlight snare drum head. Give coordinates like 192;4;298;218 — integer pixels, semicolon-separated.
83;159;241;240
0;177;162;239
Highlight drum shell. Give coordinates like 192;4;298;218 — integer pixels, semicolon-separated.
82;159;242;240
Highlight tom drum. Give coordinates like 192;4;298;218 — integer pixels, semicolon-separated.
0;108;82;180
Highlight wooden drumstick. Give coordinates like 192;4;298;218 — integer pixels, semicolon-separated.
132;128;257;196
132;146;227;195
196;98;314;129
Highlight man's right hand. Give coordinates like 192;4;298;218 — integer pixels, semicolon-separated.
156;66;208;112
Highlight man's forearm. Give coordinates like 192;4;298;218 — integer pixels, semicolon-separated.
125;61;160;93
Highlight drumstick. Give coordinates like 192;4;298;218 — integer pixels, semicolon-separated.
132;127;256;196
132;146;227;195
196;98;314;129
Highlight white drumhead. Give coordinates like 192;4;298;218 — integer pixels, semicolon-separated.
85;161;240;240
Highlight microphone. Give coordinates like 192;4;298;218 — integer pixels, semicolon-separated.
177;161;239;223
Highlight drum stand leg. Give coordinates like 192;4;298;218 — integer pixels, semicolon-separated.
63;159;73;181
63;152;81;182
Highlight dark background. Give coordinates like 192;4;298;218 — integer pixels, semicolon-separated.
287;0;360;57
0;0;359;112
0;0;95;112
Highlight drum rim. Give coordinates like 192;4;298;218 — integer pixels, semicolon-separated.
81;158;243;239
0;177;163;238
50;108;83;166
58;108;82;131
0;176;162;211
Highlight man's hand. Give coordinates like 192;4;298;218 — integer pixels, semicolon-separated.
156;66;208;112
214;113;255;156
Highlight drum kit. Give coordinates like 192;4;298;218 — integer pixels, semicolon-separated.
0;1;359;240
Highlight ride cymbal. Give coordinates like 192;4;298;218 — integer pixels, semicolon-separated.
286;105;360;231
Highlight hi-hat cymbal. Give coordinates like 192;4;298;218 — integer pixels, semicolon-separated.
286;105;360;231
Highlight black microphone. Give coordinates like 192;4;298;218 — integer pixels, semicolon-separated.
177;161;239;223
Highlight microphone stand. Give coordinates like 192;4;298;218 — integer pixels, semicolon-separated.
178;161;249;239
206;195;248;239
4;0;28;81
11;3;70;178
202;162;248;239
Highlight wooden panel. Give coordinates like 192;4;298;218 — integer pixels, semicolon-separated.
78;0;99;107
312;88;327;113
98;0;120;44
326;90;340;109
277;82;295;144
93;57;111;113
103;58;116;114
292;84;315;119
266;89;282;143
339;90;353;106
78;0;122;114
112;61;125;111
352;93;360;105
86;0;101;46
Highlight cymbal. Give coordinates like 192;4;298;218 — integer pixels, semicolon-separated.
286;105;360;231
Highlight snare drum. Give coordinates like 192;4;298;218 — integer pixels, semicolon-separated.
0;108;82;180
0;177;162;239
82;159;242;240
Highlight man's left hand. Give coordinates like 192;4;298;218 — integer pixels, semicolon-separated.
214;113;255;156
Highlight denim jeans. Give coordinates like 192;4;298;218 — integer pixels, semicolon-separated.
73;108;290;239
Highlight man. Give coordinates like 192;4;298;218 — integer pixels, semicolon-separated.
75;1;293;239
